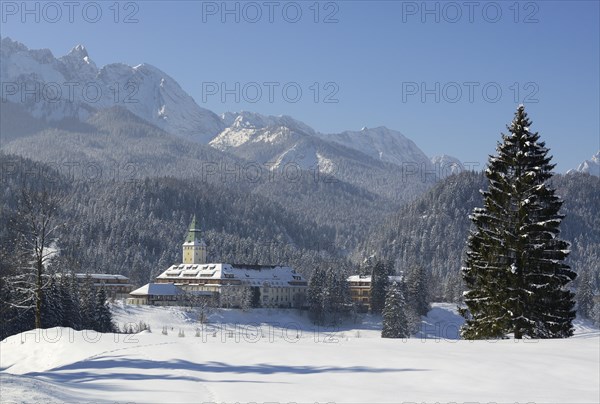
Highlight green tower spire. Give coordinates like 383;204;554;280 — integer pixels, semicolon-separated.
182;215;207;264
184;215;202;243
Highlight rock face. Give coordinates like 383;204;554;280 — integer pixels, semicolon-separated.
0;37;225;142
567;151;600;177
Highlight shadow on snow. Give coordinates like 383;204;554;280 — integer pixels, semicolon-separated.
25;355;429;385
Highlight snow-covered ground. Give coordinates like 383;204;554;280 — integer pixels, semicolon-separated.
1;303;598;403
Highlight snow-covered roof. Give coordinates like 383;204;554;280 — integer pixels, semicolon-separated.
156;263;306;287
347;275;370;282
130;283;183;296
74;273;129;281
347;275;403;283
183;240;206;246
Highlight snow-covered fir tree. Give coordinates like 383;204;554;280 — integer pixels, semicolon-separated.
94;287;115;333
405;264;430;316
59;274;81;329
240;287;252;312
308;266;351;325
370;260;391;314
79;276;98;330
41;277;63;327
575;270;595;320
308;267;327;325
592;297;600;327
381;282;409;339
250;287;261;308
325;266;352;325
402;264;431;332
461;105;576;339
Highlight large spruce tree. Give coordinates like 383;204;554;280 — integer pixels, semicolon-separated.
307;267;327;325
94;287;116;333
461;105;576;339
405;264;430;316
382;282;409;339
370;260;391;314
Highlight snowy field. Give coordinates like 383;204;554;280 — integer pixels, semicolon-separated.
1;303;598;403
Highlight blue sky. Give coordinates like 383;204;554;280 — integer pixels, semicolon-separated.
2;0;599;171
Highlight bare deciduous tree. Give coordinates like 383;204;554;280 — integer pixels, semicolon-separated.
7;185;64;329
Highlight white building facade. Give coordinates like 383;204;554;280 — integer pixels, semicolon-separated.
129;216;308;308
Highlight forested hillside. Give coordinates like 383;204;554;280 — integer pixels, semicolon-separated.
359;171;600;301
0;153;353;286
3;151;597;299
1;104;408;252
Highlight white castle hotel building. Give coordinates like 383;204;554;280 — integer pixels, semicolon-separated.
128;216;307;308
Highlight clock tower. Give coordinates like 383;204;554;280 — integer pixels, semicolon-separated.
182;215;206;264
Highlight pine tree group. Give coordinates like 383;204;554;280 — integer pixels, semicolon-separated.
0;272;117;339
382;282;409;338
307;266;351;325
461;106;576;339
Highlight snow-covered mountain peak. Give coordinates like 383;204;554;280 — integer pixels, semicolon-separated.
1;38;225;142
58;43;98;80
132;63;163;74
231;112;270;129
212;111;318;150
319;126;432;168
68;44;88;58
221;111;315;134
567;150;600;177
210;121;297;151
1;37;55;65
0;36;29;56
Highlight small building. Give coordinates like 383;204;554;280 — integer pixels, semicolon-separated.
347;274;403;311
127;283;184;306
72;273;133;300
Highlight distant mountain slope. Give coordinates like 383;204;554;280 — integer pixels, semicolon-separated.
218;111;317;138
1;104;245;183
319;126;433;170
250;170;394;251
430;154;465;179
2;37;441;203
0;37;224;142
0;101;65;143
0;105;400;252
211;112;435;201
